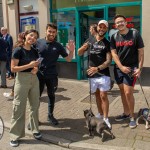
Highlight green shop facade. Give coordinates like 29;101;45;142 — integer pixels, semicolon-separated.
49;0;142;80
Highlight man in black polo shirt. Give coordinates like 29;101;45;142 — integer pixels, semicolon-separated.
110;14;144;129
36;23;75;125
78;20;112;129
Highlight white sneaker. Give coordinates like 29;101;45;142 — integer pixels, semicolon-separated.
3;92;14;100
104;118;112;129
96;113;103;119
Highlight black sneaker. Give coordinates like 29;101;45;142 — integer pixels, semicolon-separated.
115;113;130;121
47;115;59;125
10;140;19;147
33;132;42;140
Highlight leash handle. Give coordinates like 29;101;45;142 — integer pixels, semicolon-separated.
137;77;150;109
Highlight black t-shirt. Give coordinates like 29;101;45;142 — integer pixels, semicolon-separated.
110;29;144;67
36;38;68;77
88;37;110;78
12;47;39;72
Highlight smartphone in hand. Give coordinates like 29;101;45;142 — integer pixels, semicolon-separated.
37;57;43;63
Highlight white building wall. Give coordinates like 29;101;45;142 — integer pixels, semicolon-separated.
142;1;150;67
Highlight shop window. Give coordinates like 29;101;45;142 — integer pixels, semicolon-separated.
108;5;141;40
52;0;138;9
52;11;76;59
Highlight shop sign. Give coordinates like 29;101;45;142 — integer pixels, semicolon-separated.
112;17;134;29
24;25;35;31
20;17;37;32
126;17;134;28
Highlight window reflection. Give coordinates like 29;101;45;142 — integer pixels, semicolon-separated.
52;11;76;59
108;6;141;40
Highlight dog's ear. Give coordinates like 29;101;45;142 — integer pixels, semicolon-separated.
89;108;93;113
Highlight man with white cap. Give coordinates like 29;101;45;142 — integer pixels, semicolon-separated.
78;20;112;128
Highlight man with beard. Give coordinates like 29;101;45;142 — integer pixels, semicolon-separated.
36;23;75;125
78;20;112;128
110;14;144;128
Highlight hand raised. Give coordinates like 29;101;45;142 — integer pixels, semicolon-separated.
66;40;75;52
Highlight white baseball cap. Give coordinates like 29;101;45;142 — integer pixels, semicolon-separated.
98;20;108;28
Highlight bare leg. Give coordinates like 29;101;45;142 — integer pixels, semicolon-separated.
118;84;130;115
95;89;103;115
99;91;109;118
123;84;134;118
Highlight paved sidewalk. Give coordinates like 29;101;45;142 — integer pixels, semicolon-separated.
1;78;150;150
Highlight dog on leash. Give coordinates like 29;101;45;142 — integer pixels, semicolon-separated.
83;109;115;142
136;108;150;129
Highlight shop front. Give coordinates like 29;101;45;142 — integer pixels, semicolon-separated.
50;0;142;80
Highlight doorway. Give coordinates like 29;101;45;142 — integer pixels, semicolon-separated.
79;9;105;79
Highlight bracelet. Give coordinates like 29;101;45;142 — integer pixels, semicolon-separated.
139;67;142;71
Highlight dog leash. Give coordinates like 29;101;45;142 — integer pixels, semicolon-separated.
88;42;93;110
137;77;150;109
89;78;92;110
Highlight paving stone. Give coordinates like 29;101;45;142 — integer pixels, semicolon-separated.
133;140;150;150
142;137;150;142
1;79;150;150
135;135;143;140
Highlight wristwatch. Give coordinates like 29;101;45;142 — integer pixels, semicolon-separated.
97;66;101;72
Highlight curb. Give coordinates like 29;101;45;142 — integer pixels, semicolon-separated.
69;142;134;150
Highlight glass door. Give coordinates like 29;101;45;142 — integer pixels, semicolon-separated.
79;9;105;79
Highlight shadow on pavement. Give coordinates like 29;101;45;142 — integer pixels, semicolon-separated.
40;94;71;103
40;118;116;143
56;87;67;93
